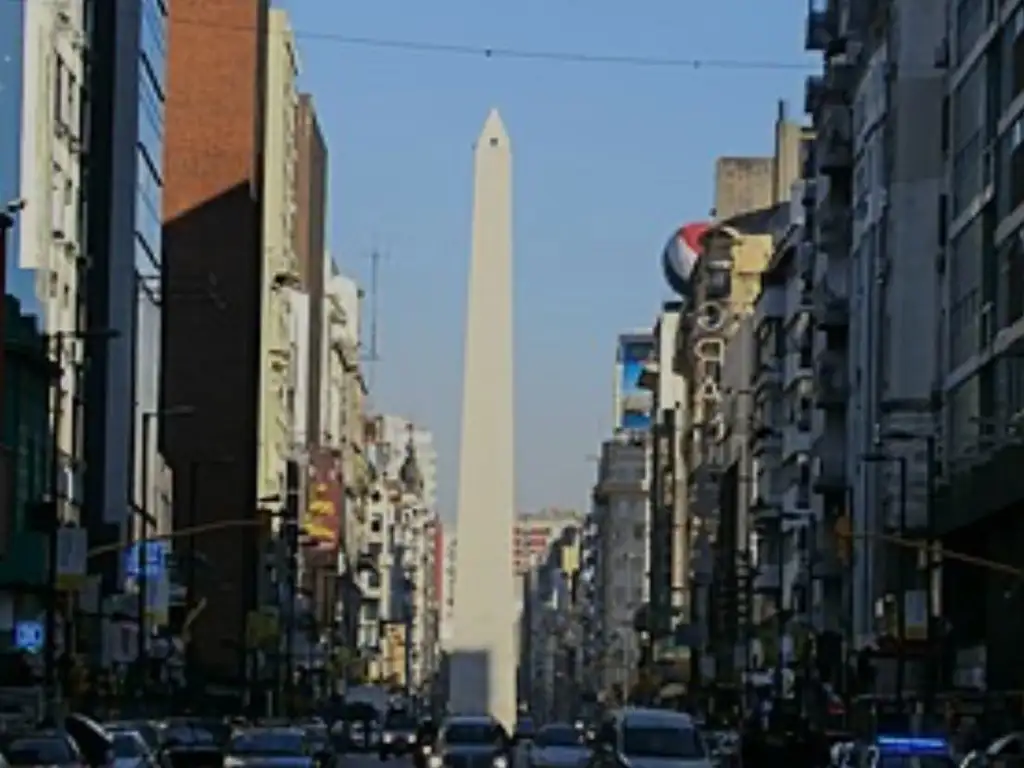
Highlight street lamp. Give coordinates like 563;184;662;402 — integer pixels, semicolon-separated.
860;449;908;707
137;405;195;668
43;326;118;705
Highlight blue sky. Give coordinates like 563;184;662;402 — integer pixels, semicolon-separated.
279;0;816;522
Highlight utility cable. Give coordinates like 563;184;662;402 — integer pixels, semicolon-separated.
6;0;816;73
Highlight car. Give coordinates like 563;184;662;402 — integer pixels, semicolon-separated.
1;730;86;768
586;708;711;768
379;709;418;760
431;715;512;768
224;727;318;768
527;723;589;768
110;730;157;768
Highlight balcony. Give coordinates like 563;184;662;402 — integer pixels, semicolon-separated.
750;422;782;456
814;351;848;409
818;104;853;175
804;75;825;116
812;450;846;494
753;360;783;394
805;2;837;52
813;281;849;331
818;202;851;253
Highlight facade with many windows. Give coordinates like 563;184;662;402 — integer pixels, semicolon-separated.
82;0;173;601
937;0;1024;690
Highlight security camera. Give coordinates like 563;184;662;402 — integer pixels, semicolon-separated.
4;198;26;214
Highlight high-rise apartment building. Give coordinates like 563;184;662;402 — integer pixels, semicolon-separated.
589;432;649;697
293;95;328;447
162;0;269;682
259;8;300;505
18;0;89;527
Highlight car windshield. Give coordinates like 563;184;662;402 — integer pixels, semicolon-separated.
5;737;75;766
622;725;706;760
109;723;159;751
535;726;583;748
112;733;145;758
230;730;305;756
163;724;216;747
385;713;417;731
445;723;504;745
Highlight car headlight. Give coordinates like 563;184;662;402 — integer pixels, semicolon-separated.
224;758;245;768
428;756;443;768
384;734;394;743
494;756;508;768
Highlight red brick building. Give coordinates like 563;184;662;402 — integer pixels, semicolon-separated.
162;0;269;685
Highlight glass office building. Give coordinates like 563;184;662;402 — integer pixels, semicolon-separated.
83;0;169;591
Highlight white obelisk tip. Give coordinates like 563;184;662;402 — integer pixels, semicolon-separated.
478;108;509;147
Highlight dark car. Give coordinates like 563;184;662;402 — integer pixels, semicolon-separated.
224;728;314;768
437;716;512;768
157;720;223;768
379;710;418;760
2;731;85;768
528;724;588;768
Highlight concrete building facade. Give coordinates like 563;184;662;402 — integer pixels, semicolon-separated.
162;0;269;683
589;432;648;699
258;8;300;506
450;110;516;726
18;0;88;526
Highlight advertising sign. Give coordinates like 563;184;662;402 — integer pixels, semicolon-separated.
303;450;342;551
123;540;168;579
619;338;654;430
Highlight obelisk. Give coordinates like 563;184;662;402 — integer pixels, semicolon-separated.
450;109;516;728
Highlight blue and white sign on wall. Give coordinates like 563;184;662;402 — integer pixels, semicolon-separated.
124;540;169;579
14;620;44;654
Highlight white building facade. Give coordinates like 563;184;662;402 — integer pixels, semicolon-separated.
19;0;88;520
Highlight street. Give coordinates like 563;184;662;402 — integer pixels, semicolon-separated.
341;754;414;768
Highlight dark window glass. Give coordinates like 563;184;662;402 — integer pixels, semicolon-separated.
444;723;505;745
5;737;76;766
1000;229;1024;328
229;730;305;756
535;726;584;748
956;0;986;65
621;726;706;760
140;0;167;90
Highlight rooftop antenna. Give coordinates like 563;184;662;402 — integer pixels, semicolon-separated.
362;248;388;392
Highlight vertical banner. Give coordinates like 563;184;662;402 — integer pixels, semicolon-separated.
304;450;342;552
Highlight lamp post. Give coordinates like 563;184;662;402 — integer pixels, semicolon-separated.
43;327;118;706
861;450;908;707
137;406;195;670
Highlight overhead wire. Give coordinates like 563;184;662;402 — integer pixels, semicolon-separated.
171;16;816;72
7;0;817;74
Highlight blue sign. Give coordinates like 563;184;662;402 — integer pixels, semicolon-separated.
124;540;169;579
14;620;44;653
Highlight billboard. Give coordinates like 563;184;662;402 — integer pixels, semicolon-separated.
662;222;710;299
303;449;342;551
619;337;654;430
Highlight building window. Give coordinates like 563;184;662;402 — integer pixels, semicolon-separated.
999;228;1024;328
999;115;1024;218
1002;7;1024;110
953;61;987;217
955;0;986;65
950;217;984;366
